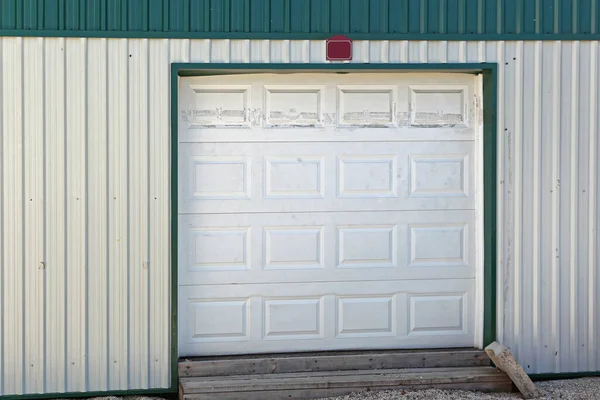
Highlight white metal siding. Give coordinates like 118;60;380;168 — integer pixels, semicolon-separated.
0;37;598;396
0;37;173;395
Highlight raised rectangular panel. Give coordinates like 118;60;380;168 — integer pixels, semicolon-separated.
264;85;324;127
264;227;324;270
191;156;250;199
189;299;249;341
190;228;250;271
408;294;465;335
183;85;250;127
409;154;468;197
264;298;324;340
409;85;468;127
409;224;467;267
338;155;397;198
338;225;396;268
337;296;395;337
265;156;324;198
338;85;396;126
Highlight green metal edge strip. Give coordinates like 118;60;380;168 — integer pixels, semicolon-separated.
174;62;494;72
531;372;600;381
0;388;176;400
482;66;498;347
2;30;600;40
170;62;181;394
172;62;499;348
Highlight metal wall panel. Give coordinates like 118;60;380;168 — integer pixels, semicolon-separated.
0;37;174;396
0;37;599;396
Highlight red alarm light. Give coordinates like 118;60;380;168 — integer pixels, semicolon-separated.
326;35;352;61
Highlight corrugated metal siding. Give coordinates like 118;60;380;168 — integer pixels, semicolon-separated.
0;37;173;396
0;37;599;396
1;0;600;38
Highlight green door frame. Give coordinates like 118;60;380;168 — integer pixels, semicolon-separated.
169;62;499;391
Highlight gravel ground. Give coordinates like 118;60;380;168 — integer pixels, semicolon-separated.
319;377;600;400
51;378;600;400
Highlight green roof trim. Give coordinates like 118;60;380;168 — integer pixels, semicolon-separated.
1;0;600;40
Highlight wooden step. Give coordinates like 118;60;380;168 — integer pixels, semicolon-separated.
179;348;490;377
179;366;512;400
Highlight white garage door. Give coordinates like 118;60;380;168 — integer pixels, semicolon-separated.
177;72;482;356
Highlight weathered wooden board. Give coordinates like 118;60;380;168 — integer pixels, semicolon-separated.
485;342;541;399
179;349;490;377
180;366;512;400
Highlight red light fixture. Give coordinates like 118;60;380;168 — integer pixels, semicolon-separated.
326;35;352;61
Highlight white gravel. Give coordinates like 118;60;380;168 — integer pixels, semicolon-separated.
51;378;600;400
318;378;600;400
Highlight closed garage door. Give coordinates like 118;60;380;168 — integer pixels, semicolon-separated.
177;72;482;356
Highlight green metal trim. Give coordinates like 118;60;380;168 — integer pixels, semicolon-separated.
2;30;600;40
530;371;600;381
3;0;600;40
482;66;498;347
172;61;499;352
174;62;494;73
170;62;180;394
0;388;176;400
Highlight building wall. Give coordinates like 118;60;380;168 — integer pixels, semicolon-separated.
0;37;599;396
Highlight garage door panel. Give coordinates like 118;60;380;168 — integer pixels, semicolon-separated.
178;72;481;356
179;141;475;214
178;279;475;356
178;210;476;285
178;126;476;143
178;73;476;143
